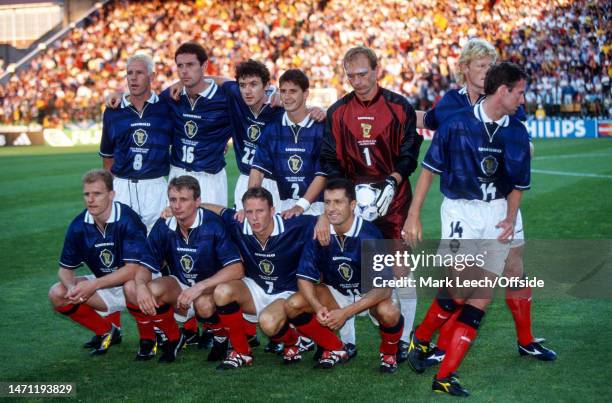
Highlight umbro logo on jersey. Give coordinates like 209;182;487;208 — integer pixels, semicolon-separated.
259;259;274;275
133;129;148;146
338;263;353;281
99;249;114;268
13;133;31;146
180;255;195;273
247;124;261;142
184;120;198;138
287;155;303;174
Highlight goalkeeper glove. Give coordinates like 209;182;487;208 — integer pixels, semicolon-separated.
371;176;397;217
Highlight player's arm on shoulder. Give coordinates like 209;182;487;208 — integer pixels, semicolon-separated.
395;100;423;181
307;105;326;122
248;168;265;189
201;203;226;216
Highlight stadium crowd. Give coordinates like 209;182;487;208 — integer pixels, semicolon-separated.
0;0;609;126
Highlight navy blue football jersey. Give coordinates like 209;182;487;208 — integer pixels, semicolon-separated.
220;209;315;293
140;208;242;286
59;202;147;278
222;81;284;176
297;216;391;295
161;80;232;174
422;103;531;201
423;87;527;131
252;113;326;201
99;93;172;179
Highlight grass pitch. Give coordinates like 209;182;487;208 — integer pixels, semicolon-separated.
0;139;611;402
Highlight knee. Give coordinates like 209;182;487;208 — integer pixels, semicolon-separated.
259;311;284;336
123;280;137;304
48;283;66;307
194;296;215;318
213;283;235;306
376;299;401;327
284;294;306;318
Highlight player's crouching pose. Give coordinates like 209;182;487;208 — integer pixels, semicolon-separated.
49;169;147;356
403;62;536;396
130;175;244;363
201;187;316;369
285;179;404;373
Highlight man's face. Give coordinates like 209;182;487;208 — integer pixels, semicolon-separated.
344;54;378;100
176;53;205;89
238;75;267;107
279;81;307;113
126;60;153;98
500;79;527;115
244;197;274;235
168;187;200;223
83;180;114;218
324;188;356;228
462;56;495;91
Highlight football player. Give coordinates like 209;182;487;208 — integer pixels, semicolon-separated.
134;176;244;363
402;62;542;396
285;178;404;373
200;187;317;369
249;68;326;217
48;170;148;356
319;46;423;359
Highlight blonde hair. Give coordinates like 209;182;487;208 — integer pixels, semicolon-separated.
127;52;155;74
455;38;498;85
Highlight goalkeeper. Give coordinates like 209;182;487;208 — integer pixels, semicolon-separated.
319;46;423;361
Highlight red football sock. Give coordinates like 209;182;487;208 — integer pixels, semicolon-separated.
437;310;460;352
414;298;455;342
244;319;257;338
127;303;155;340
290;313;343;351
270;322;298;346
56;303;112;335
106;311;121;328
379;315;404;355
506;286;534;345
218;302;250;354
184;317;199;332
437;321;477;379
152;304;180;341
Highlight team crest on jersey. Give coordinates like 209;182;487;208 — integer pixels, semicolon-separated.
247;124;261;142
361;123;372;138
180;255;195;273
99;249;114;268
338;263;353;281
259;259;274;275
480;156;498;176
287;154;303;174
132;129;148;146
184;120;198;139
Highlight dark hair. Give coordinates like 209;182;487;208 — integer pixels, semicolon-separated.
242;187;273;208
279;69;309;91
168;175;201;200
325;178;356;202
235;59;270;84
83;169;113;191
484;61;527;96
175;42;208;65
343;46;378;70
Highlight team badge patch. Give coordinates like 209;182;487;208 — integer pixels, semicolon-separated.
480;156;498;176
338;263;353;281
259;259;274;275
287;155;303;174
184;120;198;139
99;249;114;268
180;255;194;273
247;124;261;142
132;129;148;146
361;123;372;138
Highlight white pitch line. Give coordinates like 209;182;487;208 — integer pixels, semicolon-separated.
534;152;612;160
531;169;612;179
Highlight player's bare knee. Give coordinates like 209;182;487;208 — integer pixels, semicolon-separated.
213;282;236;306
284;293;306;318
259;311;283;336
48;282;66;306
122;280;137;304
375;299;401;325
194;295;215;318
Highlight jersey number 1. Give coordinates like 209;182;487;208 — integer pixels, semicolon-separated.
362;147;372;166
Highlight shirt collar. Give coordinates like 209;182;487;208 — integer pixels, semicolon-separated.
166;208;204;231
474;102;509;127
330;216;363;237
282;112;314;128
242;213;285;236
84;201;121;224
180;79;218;99
120;92;159;108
